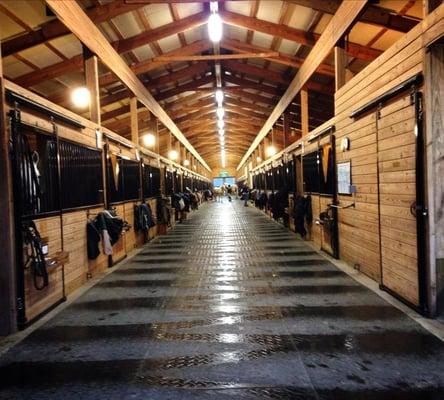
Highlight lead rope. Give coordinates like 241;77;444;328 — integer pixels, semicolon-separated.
23;221;49;290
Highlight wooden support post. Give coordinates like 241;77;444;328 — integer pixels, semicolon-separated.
85;54;101;124
167;131;172;158
156;118;160;155
334;40;347;92
0;43;17;335
130;97;139;145
424;33;444;316
283;111;291;147
301;89;309;137
175;140;181;164
423;0;443;13
257;142;263;163
264;136;271;159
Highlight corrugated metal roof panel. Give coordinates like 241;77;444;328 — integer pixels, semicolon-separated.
19;45;63;68
157;35;182;53
175;2;204;19
143;4;173;29
224;1;254;17
49;35;82;59
132;45;156;61
257;1;284;24
112;12;142;39
2;56;34;79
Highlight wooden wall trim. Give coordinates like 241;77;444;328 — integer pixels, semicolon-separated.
0;48;17;334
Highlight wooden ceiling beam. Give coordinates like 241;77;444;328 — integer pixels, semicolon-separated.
220;8;382;61
237;0;368;170
286;0;419;33
15;15;209;88
153;52;279;62
100;39;210;86
223;73;280;97
223;61;334;95
56;64;212;107
156;75;214;101
1;1;145;57
221;38;335;77
46;0;210;171
224;97;271;116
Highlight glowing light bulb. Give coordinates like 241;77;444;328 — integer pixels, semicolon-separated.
183;159;190;166
216;107;225;119
256;156;262;163
266;145;276;157
215;89;224;105
142;133;156;147
168;150;178;160
208;13;223;43
71;87;90;108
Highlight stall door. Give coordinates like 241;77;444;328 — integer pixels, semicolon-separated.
377;91;425;309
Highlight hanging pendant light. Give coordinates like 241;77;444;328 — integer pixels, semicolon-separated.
216;107;225;120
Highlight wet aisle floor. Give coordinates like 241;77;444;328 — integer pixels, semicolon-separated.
1;201;444;399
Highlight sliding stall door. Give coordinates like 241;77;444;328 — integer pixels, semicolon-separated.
377;92;424;308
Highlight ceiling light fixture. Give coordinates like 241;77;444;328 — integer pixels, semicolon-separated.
208;2;222;43
71;87;90;108
216;107;225;120
215;89;224;105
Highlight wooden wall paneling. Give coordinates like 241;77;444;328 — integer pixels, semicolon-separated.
112;204;126;264
377;96;419;306
332;3;444;298
27;216;64;322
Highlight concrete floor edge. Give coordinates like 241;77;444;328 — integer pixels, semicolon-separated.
258;209;444;342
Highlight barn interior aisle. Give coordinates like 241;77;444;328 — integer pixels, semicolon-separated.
0;200;443;400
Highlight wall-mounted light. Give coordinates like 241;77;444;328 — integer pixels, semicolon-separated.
71;87;90;108
142;133;156;147
256;156;262;163
183;159;190;166
168;150;178;160
216;107;225;120
266;145;276;157
215;89;224;106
